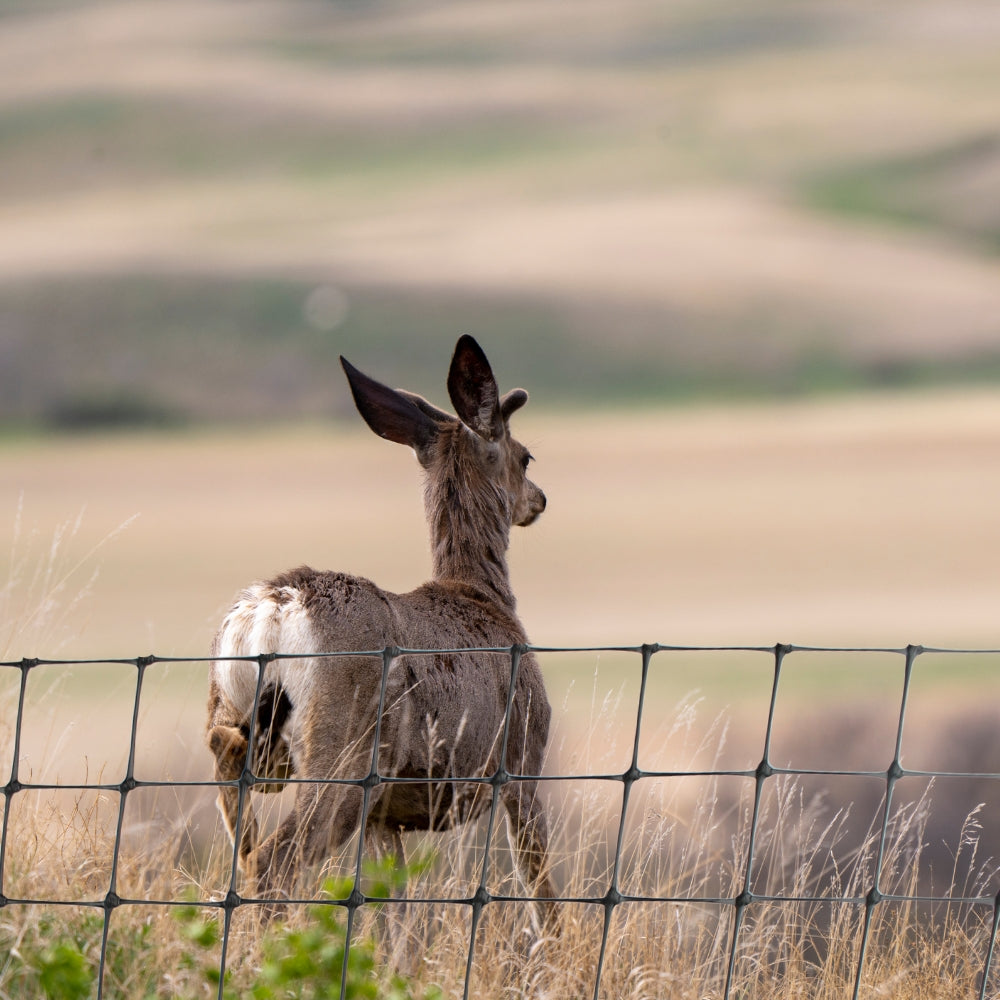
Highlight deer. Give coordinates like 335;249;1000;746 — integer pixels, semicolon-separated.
205;335;556;930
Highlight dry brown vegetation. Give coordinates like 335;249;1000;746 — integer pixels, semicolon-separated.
2;676;998;998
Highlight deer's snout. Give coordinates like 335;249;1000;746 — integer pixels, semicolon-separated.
516;484;546;526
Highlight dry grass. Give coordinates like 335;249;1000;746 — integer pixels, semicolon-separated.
2;689;997;999
3;398;1000;995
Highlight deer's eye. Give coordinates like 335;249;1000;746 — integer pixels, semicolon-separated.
521;453;533;471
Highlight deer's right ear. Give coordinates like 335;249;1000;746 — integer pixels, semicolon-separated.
341;357;439;453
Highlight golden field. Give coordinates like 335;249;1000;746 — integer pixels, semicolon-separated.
4;390;1000;661
4;394;1000;823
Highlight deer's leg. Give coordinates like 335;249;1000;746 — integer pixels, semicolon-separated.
251;784;364;901
250;732;378;903
207;720;258;868
249;673;390;907
501;780;558;933
250;684;294;794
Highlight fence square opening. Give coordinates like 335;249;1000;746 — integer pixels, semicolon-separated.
767;649;903;772
381;779;494;899
855;899;995;997
599;900;733;999
3;787;118;903
747;773;886;902
543;777;624;902
17;661;138;786
886;775;1000;900
618;773;753;902
101;902;208;997
467;900;602;999
541;648;643;776
637;648;776;774
183;797;243;901
901;650;1000;774
390;902;472;993
115;784;214;902
727;899;865;994
132;658;211;784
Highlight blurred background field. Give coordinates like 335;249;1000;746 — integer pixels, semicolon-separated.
2;0;1000;940
2;0;998;647
2;0;1000;429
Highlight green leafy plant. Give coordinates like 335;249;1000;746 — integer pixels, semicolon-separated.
6;910;162;1000
176;854;441;1000
31;942;93;1000
7;914;96;1000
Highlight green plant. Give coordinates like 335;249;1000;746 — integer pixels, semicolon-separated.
31;942;93;1000
176;855;441;1000
4;909;163;1000
6;914;96;1000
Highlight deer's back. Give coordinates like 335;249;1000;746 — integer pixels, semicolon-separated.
211;565;549;749
265;564;530;649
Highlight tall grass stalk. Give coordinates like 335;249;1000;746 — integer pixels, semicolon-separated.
1;496;136;659
3;688;994;999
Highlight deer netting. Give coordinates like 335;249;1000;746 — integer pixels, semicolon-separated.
2;644;999;999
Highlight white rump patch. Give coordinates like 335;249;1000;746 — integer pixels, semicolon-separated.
214;584;318;719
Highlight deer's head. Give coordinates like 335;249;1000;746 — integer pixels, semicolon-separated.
340;335;545;530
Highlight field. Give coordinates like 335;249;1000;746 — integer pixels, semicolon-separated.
4;396;1000;996
5;390;1000;659
2;0;1000;426
3;1;1000;995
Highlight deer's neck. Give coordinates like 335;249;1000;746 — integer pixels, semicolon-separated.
425;450;516;609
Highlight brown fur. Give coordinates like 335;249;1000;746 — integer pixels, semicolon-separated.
205;336;556;925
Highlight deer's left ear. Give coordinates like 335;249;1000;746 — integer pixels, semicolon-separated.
501;389;528;421
447;335;503;441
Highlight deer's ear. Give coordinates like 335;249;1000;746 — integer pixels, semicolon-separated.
341;357;439;452
447;335;502;441
501;388;528;421
398;389;455;426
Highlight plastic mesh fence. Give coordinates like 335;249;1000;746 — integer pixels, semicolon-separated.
2;643;999;999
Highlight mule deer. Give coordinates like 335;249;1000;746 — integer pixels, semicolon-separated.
206;335;556;925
